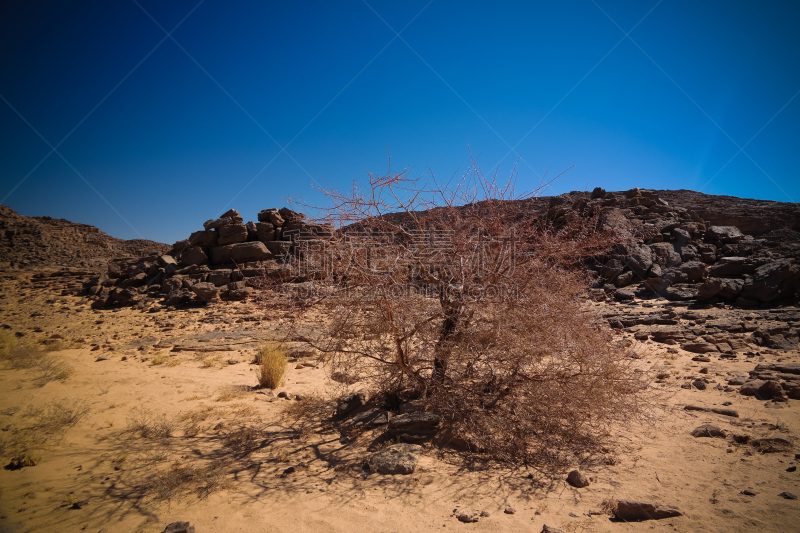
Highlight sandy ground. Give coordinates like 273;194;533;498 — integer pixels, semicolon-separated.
0;270;798;533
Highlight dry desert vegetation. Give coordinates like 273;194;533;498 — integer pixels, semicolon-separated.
0;175;799;532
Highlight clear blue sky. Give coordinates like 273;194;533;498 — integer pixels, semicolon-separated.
1;0;798;244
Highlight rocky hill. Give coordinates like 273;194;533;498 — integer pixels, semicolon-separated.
0;204;170;270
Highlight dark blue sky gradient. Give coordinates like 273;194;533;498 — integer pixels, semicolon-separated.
1;0;798;244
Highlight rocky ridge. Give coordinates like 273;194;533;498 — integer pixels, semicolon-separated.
0;204;169;270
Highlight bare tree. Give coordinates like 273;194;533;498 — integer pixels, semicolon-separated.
263;159;653;465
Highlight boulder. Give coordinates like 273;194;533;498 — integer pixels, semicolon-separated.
679;261;707;282
368;443;423;475
566;469;589;488
621;243;653;278
180;246;208;267
191;282;219;303
258;208;284;226
209;242;273;265
664;284;698;301
256;222;276;241
388;412;441;442
335;390;368;419
188;230;218;247
740;259;800;302
217;223;248;246
708;257;758;277
279;207;305;221
163;289;192;307
600;258;624;279
706;225;745;244
740;380;767;396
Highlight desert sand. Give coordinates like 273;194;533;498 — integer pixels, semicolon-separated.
0;268;798;533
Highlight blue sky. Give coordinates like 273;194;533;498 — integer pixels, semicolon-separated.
1;0;798;244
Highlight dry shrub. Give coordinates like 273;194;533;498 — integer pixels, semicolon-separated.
216;385;250;402
151;354;179;366
0;400;88;465
0;339;74;386
222;426;262;454
269;160;654;466
148;459;233;501
126;408;175;439
256;342;287;389
282;395;330;440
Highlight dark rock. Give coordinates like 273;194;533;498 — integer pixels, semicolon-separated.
258;208;284;226
217;223;248;246
707;225;745;244
665;284;698;301
708;257;759;278
279;207;305;221
256;222;276;241
787;466;797;472
614;271;635;287
190;282;219;303
504;506;517;514
613;499;682;521
368;443;423;475
180;246;208;267
162;522;195;533
188;230;218;247
456;510;481;523
335;391;368;419
163;289;191;307
751;437;793;453
757;380;785;400
566;469;589;488
388;412;441;442
741;489;757;496
680;261;707;282
683;343;718;354
740;380;767;396
621;243;653;278
615;289;635;301
341;409;389;430
207;270;232;287
209;242;272;265
692;379;707;390
691;425;726;438
540;526;565;533
779;492;798;500
740;259;800;302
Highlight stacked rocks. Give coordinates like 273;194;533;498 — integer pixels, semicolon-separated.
82;207;333;310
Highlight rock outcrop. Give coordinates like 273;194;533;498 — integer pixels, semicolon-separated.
73;207;333;310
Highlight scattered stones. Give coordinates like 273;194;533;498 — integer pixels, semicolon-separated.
456;510;481;523
368;443;423;475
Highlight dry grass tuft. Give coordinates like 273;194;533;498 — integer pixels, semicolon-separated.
256;341;287;389
216;385;250;402
149;459;232;501
126;408;175;439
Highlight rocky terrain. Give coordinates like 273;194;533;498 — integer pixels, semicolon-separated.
0;189;798;532
0;204;170;270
